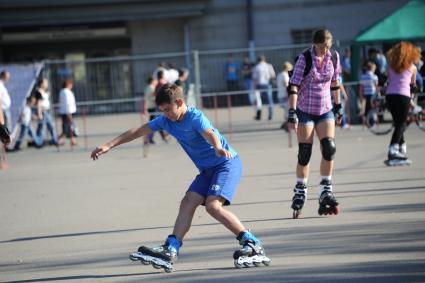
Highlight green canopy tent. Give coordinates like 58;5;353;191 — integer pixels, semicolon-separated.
355;0;425;44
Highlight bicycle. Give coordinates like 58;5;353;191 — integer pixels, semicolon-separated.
366;93;425;135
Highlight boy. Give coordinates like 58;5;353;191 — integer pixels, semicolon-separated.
360;62;379;125
9;96;43;151
91;84;270;272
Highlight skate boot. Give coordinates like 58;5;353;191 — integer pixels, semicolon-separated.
233;231;271;268
318;180;339;216
129;235;181;273
384;144;411;166
291;183;307;219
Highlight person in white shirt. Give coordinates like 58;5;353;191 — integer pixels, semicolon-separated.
0;71;12;131
0;96;11;145
276;61;293;131
252;56;275;120
9;96;42;151
58;79;77;146
34;78;58;145
167;63;179;84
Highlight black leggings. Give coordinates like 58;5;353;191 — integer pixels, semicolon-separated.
385;95;411;145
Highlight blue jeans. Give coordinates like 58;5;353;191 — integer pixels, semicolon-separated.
37;110;58;143
297;109;335;126
257;84;273;119
14;124;42;149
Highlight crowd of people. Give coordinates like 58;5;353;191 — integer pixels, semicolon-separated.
0;74;79;152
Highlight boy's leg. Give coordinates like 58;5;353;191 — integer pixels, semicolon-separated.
172;191;205;240
205;196;245;236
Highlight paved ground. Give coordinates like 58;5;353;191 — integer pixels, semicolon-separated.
1;107;425;283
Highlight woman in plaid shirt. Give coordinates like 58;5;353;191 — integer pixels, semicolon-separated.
287;29;343;218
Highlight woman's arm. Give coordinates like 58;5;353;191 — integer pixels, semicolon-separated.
91;123;153;160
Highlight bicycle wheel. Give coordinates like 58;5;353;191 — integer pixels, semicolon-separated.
415;111;425;132
366;109;393;135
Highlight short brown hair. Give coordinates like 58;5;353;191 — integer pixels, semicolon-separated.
155;83;184;106
312;29;333;44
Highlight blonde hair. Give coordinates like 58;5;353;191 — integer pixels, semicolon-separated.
282;61;293;72
387;41;421;73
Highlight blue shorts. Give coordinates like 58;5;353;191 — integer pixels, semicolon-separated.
188;155;242;206
297;109;335;126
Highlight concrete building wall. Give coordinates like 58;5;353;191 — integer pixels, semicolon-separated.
251;0;407;46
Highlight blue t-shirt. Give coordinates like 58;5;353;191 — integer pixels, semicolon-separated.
148;107;237;171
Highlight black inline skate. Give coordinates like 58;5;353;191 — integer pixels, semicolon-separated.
291;183;307;219
129;235;181;273
233;231;271;268
318;179;339;216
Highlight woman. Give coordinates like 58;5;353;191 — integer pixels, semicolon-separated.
58;79;77;146
35;78;58;145
385;42;420;166
287;29;343;218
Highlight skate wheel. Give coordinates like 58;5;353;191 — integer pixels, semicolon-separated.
234;260;244;269
243;262;252;268
262;259;271;266
253;261;262;267
293;210;301;219
152;263;162;269
141;259;150;265
333;206;340;215
164;267;173;273
129;254;138;261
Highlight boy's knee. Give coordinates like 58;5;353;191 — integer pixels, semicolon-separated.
180;194;201;210
205;200;223;217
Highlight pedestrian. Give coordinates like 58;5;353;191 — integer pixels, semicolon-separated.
0;71;12;132
57;79;77;146
34;78;59;146
276;61;293;131
359;62;379;125
0;96;11;146
8;95;43;151
224;53;239;92
252;55;275;120
241;56;255;105
287;28;343;218
91;84;270;272
174;68;189;96
143;76;158;145
384;41;421;166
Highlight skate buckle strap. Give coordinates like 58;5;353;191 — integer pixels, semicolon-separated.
294;187;307;195
319;190;334;203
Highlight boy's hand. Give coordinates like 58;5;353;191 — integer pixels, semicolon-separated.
91;144;111;160
215;148;233;158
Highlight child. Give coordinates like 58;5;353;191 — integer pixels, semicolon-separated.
359;62;379;125
91;84;270;272
9;96;43;151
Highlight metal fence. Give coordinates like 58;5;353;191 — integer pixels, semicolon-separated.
42;44;315;112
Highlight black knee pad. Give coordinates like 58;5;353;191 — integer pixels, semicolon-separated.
298;143;312;166
320;137;336;161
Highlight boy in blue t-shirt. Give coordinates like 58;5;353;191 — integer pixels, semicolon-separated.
91;84;270;271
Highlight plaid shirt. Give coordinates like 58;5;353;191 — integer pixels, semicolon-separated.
289;47;341;115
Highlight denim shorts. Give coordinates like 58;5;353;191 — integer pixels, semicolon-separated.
187;155;242;206
297;109;335;126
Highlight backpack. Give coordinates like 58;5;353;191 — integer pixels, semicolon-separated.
287;48;338;91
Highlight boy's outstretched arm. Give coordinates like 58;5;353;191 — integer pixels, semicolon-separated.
91;123;152;160
202;128;233;158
